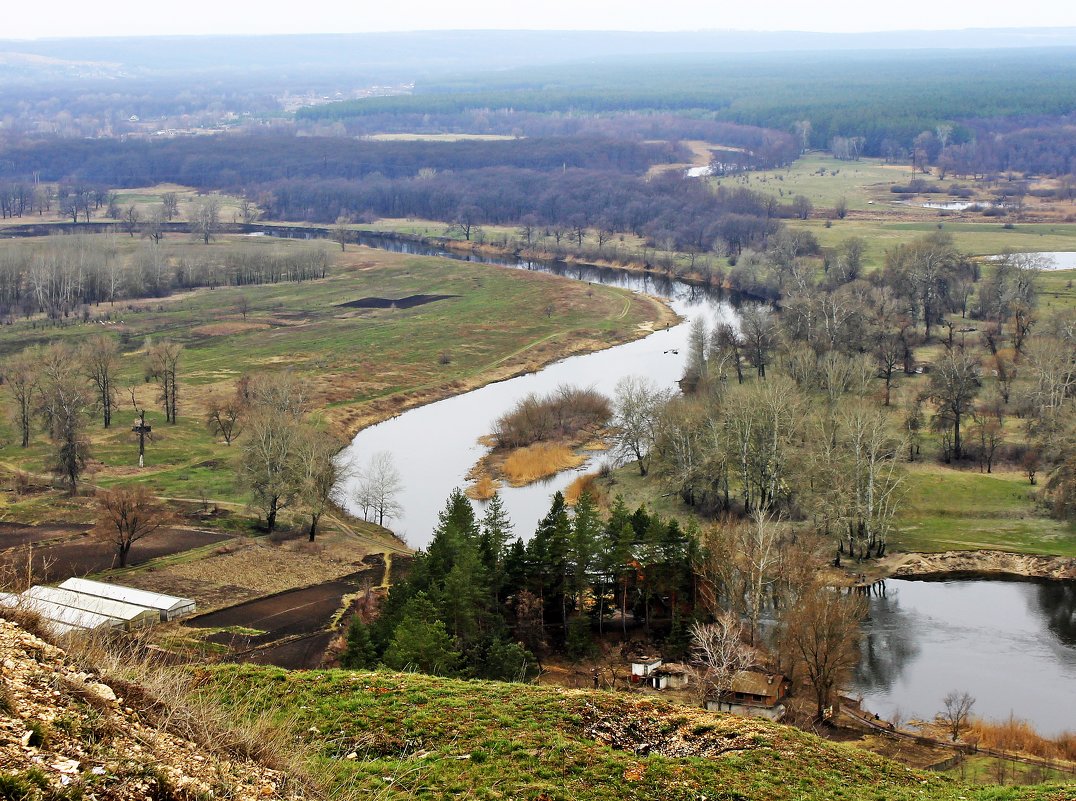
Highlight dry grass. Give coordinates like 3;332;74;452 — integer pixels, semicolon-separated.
465;473;502;501
564;473;602;506
501;443;585;486
967;716;1076;763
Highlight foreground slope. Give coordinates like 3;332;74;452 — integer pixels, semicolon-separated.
0;620;298;801
202;666;1073;801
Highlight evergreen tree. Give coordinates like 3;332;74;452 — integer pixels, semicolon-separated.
569;490;601;616
383;593;461;676
340;617;378;669
531;492;572;635
479;493;513;593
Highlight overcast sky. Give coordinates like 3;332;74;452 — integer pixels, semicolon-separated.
3;0;1073;39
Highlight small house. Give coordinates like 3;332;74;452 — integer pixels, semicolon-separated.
59;578;196;620
630;656;663;682
647;662;692;690
706;671;789;721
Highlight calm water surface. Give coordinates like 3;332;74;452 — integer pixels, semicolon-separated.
336;237;736;547
853;579;1076;736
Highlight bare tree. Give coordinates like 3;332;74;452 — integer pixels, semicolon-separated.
121;205;141;237
141;204;166;245
190;195;222;245
145;341;182;423
332;216;351;251
83;334;120;428
3;348;40;447
354;451;403;526
93;485;170;568
929;347;981;460
610;375;670;476
296;427;343;541
690;614;757;707
205;390;244;445
939;690;976;742
36;345;91;494
161;192;179;221
740;303;778;379
782;584;865;720
238;409;301;534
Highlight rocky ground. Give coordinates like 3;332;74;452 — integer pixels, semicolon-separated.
0;619;304;801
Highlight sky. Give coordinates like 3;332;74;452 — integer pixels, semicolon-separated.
2;0;1074;39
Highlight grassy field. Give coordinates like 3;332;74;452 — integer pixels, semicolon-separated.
891;465;1076;557
718;154;916;211
794;217;1076;272
197;666;1067;801
0;235;669;515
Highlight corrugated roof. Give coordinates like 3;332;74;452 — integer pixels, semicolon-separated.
58;578;194;616
25;586;159;625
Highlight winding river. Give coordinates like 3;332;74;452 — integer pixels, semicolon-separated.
336;235;1076;737
336;234;736;547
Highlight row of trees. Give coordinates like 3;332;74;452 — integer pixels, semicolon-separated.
0;236;330;319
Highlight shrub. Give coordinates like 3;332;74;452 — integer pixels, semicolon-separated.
492;385;611;449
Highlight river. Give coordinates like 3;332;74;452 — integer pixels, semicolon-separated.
334;234;736;547
853;578;1076;737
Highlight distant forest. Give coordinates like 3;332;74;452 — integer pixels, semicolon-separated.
301;50;1076;174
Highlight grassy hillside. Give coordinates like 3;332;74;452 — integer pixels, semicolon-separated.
199;667;1070;801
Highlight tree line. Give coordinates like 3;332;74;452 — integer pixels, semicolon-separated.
0;237;330;321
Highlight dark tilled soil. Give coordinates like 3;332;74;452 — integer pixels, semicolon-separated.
188;563;385;649
337;294;456;309
0;528;231;582
244;631;336;670
0;522;89;551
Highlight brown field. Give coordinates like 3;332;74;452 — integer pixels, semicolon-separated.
0;527;231;584
0;522;87;551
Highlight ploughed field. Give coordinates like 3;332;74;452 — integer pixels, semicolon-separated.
0;524;230;582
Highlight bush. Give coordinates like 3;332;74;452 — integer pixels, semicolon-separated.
492;385;611;449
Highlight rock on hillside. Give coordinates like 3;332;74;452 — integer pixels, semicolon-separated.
0;620;300;801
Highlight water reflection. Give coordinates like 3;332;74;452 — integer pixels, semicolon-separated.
853;579;1076;736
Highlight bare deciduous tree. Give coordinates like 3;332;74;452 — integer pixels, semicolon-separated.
3;348;40;447
690;614;757;707
190;195;222;245
238;409;301;534
610;375;670;476
145;341;182;424
36;344;92;494
205;390;244;445
939;690;976;742
93;485;170;568
782;584;865;720
296;428;343;541
83;334;120;428
354;451;403;526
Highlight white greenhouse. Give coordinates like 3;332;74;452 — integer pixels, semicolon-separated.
59;577;196;620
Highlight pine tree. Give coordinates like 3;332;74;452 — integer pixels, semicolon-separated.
341;617;378;669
